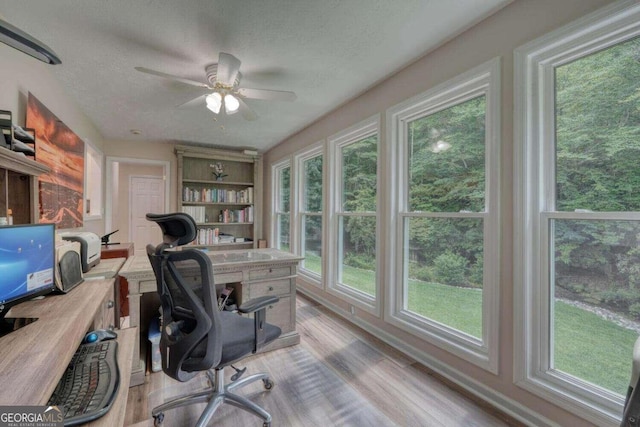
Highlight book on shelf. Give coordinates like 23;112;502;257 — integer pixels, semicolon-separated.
181;205;206;223
182;186;254;204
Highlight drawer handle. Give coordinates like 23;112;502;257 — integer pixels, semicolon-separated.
269;268;273;273
268;286;274;291
107;300;115;308
269;305;273;309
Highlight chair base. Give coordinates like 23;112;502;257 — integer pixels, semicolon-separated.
152;367;274;427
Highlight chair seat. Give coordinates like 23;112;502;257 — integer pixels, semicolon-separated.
189;311;281;367
220;311;281;365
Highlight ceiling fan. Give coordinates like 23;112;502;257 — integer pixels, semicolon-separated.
135;52;296;121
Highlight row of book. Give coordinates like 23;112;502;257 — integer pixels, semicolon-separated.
181;205;206;223
192;228;251;246
180;205;254;224
219;207;254;224
182;186;253;204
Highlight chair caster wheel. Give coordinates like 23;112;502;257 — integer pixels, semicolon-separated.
263;422;271;427
153;413;164;427
263;378;274;390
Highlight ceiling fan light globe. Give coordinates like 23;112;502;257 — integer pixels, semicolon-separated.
206;92;222;114
224;94;240;113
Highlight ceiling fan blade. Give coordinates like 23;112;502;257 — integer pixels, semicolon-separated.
135;67;210;89
237;98;258;121
237;87;296;101
177;94;208;109
216;52;241;86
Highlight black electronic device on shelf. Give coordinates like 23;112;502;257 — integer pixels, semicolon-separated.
101;229;120;246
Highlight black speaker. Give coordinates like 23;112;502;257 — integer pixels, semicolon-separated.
57;251;84;293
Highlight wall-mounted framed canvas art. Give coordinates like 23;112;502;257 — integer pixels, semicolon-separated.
26;93;84;228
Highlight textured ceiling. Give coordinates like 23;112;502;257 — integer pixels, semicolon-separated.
0;0;510;152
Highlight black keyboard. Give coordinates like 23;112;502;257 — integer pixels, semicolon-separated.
48;340;120;426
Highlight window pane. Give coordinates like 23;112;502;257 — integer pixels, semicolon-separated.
279;167;290;212
555;37;640;212
408;96;486;213
341;136;377;212
302;214;322;275
304;156;323;212
278;213;290;251
552;219;640;394
339;215;376;296
405;217;483;338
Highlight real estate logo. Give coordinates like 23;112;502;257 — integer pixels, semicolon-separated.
0;406;63;427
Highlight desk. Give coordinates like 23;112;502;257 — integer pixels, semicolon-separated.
0;279;136;426
118;248;303;386
101;243;134;321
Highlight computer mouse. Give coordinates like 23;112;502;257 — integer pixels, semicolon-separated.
84;329;117;343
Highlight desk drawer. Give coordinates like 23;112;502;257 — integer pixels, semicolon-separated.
266;296;292;334
246;279;291;299
248;266;292;281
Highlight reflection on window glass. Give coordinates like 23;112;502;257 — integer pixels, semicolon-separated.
279;167;290;212
304;156;323;212
302;215;322;274
278;214;290;252
552;219;640;395
341;136;377;212
408;96;485;213
405;217;483;338
339;216;376;296
555;37;640;212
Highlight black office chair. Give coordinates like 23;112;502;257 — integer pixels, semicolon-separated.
622;336;640;426
146;212;281;427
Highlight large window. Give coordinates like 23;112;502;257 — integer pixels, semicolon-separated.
387;58;500;371
327;117;380;312
515;2;640;423
272;160;291;251
296;146;323;280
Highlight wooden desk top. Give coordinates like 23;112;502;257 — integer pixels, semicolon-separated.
0;279;112;405
120;248;303;278
84;257;126;279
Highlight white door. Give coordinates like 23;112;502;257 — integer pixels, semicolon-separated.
130;176;165;256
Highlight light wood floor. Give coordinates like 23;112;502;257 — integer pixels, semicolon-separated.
124;294;524;426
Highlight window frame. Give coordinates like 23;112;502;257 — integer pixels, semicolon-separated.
386;58;501;372
514;1;640;423
271;158;291;252
293;142;325;286
326;115;381;315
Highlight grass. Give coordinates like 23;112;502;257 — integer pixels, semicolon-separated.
299;252;635;395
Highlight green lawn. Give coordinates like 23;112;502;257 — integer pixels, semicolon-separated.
299;252;636;395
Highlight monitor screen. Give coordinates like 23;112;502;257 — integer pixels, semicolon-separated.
0;223;56;318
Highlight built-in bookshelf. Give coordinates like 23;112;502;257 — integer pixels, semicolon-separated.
175;145;262;250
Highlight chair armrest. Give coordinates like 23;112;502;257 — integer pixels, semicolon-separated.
238;295;279;314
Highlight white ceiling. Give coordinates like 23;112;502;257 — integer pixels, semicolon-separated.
0;0;510;152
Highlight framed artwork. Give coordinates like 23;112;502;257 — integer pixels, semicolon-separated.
26;93;84;228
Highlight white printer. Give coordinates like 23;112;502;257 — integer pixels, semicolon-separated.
59;231;101;273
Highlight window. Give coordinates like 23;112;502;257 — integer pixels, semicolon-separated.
84;140;103;220
327;116;380;312
387;58;500;371
515;1;640;422
272;160;291;251
295;145;323;281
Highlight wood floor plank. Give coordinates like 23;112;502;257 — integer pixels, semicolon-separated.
125;294;523;426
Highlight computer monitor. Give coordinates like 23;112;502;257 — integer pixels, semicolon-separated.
0;223;56;336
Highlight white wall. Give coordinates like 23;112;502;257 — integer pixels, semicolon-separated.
0;42;106;235
263;0;616;426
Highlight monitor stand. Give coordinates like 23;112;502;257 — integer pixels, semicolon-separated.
0;317;39;338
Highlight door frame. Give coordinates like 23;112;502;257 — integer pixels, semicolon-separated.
105;156;171;234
